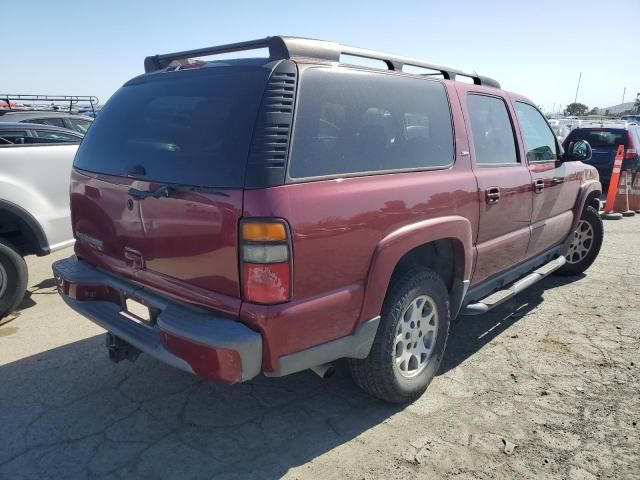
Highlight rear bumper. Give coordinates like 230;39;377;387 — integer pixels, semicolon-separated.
52;256;262;383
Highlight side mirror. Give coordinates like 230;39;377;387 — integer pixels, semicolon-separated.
562;139;592;162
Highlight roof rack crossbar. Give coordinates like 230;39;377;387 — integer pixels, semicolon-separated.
144;37;280;72
144;36;501;88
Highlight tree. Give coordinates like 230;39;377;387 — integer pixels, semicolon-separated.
589;107;600;115
566;102;589;116
635;97;640;114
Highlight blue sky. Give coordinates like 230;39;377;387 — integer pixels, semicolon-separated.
3;0;639;112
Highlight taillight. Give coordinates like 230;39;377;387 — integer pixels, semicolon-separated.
625;132;637;159
240;219;292;304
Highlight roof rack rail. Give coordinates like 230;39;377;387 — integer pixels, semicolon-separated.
144;35;501;88
0;94;100;115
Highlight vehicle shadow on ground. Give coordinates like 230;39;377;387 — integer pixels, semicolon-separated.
0;274;584;479
0;333;402;479
14;277;58;313
440;273;586;375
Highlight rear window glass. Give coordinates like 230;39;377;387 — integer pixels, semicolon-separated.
568;129;628;148
74;67;269;187
289;68;453;179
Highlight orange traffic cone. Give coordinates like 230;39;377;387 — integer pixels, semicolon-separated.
612;171;635;216
602;145;626;220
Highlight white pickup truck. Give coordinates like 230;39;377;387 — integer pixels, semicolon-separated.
0;122;82;318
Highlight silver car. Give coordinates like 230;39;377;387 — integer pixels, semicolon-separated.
0;123;81;318
0;111;93;134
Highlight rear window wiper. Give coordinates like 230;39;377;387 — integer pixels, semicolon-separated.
128;184;229;200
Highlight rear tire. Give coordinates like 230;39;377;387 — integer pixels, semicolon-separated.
348;269;450;404
0;238;28;319
555;206;603;276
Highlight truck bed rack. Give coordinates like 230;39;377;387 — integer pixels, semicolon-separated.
143;35;500;88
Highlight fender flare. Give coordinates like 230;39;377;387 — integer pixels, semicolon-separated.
358;215;473;324
0;199;49;255
571;180;601;232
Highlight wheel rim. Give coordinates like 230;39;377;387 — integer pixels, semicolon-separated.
0;261;6;298
566;220;594;264
393;295;439;378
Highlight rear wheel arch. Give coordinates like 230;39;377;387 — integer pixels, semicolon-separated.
359;217;473;324
0;201;49;256
388;238;465;311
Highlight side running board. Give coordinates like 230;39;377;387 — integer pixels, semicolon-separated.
461;256;566;316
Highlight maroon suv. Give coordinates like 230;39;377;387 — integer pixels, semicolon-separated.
53;36;603;403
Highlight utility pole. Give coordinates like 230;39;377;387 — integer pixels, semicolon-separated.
573;72;582;105
621;87;626;105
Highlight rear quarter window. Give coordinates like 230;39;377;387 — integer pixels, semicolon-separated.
288;68;454;179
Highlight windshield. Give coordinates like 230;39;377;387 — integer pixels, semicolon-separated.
74;66;269;187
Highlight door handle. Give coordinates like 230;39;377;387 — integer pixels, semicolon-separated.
485;187;500;204
550;176;565;186
533;179;545;193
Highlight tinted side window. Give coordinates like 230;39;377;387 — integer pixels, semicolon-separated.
515;102;557;162
289;68;454;179
29;117;67;128
466;94;518;165
67;118;92;134
34;129;81;143
0;130;29;144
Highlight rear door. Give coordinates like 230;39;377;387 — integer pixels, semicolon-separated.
457;87;533;284
512;101;578;257
71;65;271;316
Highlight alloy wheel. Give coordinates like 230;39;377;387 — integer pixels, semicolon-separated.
393;295;439;378
566;220;594;264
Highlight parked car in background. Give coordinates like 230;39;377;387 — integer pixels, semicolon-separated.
76;105;102;117
0;111;93;134
563;123;640;188
0;123;80;318
0;122;84;144
53;36;603;403
550;124;571;143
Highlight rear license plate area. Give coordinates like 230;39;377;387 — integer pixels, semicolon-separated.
120;295;154;326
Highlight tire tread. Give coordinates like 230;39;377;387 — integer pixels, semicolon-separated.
349;269;450;403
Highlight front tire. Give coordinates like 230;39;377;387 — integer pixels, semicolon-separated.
0;238;28;319
555;205;603;276
348;269;450;404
